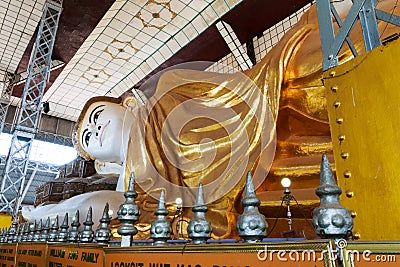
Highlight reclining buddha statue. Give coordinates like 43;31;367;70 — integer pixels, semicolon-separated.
23;0;400;239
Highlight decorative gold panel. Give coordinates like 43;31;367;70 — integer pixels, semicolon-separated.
324;38;400;240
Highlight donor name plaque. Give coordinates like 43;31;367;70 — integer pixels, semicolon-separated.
0;243;16;267
17;243;47;267
46;244;104;267
104;241;334;267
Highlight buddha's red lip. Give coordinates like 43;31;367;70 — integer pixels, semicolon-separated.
99;120;110;147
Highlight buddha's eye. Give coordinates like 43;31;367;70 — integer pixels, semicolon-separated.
84;132;92;147
93;109;103;124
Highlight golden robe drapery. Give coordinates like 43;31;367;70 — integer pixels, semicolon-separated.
121;19;318;210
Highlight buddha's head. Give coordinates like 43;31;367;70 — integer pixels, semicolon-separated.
73;96;136;163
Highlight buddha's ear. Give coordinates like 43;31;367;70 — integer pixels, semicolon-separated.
94;159;123;175
122;96;139;112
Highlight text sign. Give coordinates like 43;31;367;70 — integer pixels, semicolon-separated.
16;243;47;267
46;245;103;267
104;250;328;267
0;243;16;267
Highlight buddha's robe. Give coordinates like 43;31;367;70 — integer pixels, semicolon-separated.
122;0;400;216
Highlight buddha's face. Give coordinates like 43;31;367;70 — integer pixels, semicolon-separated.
79;101;127;163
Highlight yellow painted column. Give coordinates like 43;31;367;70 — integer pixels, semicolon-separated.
0;213;12;229
324;38;400;240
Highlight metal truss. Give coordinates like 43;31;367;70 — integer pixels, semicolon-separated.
0;72;17;134
216;21;253;70
2;122;72;147
0;156;59;205
0;156;60;174
0;0;63;216
35;130;73;147
316;0;400;71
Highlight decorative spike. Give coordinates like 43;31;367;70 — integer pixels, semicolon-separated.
3;227;9;243
117;172;140;247
187;184;212;244
67;210;80;243
5;227;10;243
95;203;112;244
150;190;171;245
18;223;25;242
3;228;7;243
57;213;69;242
313;154;353;239
79;207;94;243
128;172;135;191
40;217;51;242
0;228;4;243
236;172;267;242
21;222;29;242
48;216;59;242
7;220;18;243
3;228;8;243
33;219;43;242
27;221;36;242
320;154;337;186
0;228;5;243
12;223;20;243
245;171;256;196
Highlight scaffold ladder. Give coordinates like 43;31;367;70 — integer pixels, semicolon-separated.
0;0;63;216
0;72;17;134
316;0;400;71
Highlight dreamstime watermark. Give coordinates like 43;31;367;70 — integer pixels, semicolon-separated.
256;239;397;263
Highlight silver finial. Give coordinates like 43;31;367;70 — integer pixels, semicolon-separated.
57;213;69;242
237;172;267;242
79;206;94;243
33;219;43;242
3;228;8;243
7;220;18;243
313;154;353;239
13;223;21;243
21;223;29;242
95;203;112;244
67;210;80;243
40;217;50;242
117;172;140;246
0;228;6;243
187;183;212;244
27;221;36;242
3;227;9;243
48;216;59;242
150;190;171;245
17;223;25;242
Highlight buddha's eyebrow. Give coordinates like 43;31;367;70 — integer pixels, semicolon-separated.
88;104;105;123
81;129;88;146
